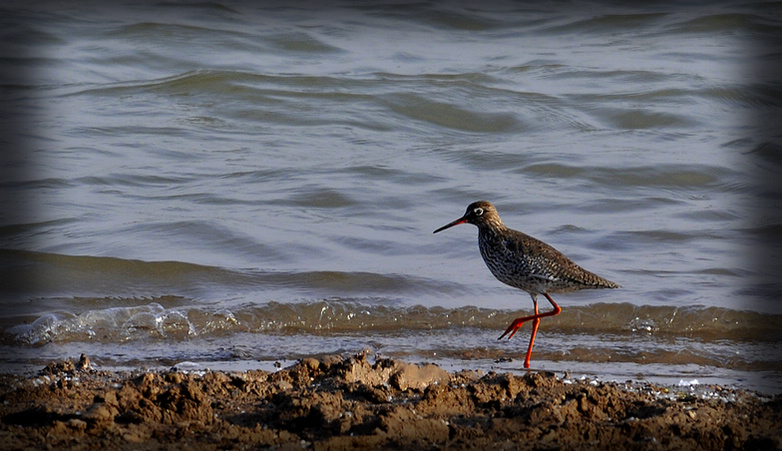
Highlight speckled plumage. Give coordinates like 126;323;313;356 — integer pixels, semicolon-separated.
434;200;619;368
475;206;619;294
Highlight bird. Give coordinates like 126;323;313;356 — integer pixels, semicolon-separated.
433;200;619;369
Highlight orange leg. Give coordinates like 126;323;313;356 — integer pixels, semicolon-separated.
498;293;562;368
525;317;540;368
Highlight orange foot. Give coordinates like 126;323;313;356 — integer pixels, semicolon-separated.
498;318;526;340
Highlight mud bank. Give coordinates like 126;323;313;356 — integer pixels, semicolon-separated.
1;353;781;450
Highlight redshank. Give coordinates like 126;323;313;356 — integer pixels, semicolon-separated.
433;200;619;368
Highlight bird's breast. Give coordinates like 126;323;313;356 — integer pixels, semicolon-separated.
479;234;533;288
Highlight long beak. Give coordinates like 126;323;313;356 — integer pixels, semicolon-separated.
433;216;467;234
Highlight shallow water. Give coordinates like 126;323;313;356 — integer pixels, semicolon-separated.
1;1;781;393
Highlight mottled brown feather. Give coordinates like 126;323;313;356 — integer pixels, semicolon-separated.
441;200;619;295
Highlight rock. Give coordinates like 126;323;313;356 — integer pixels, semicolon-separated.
389;362;451;391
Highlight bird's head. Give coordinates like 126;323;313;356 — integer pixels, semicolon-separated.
433;200;502;233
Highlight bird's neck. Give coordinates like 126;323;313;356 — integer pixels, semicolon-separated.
477;221;507;241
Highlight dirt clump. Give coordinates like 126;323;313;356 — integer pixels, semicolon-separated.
1;353;780;450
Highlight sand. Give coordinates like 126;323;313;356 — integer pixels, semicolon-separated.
1;353;780;450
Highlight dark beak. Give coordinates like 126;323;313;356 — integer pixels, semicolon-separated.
433;215;468;234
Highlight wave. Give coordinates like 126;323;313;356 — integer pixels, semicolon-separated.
4;298;779;346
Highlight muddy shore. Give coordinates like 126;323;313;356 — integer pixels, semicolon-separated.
1;353;780;450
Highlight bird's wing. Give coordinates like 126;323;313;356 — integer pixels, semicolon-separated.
503;233;577;281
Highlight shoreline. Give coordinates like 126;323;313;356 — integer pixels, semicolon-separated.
1;353;780;450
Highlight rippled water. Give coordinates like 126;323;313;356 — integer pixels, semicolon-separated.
1;1;781;392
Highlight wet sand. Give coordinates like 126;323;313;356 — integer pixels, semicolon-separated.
1;353;780;450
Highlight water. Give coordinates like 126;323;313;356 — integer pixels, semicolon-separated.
1;1;781;393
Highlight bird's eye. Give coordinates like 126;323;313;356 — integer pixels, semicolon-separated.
473;207;484;216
